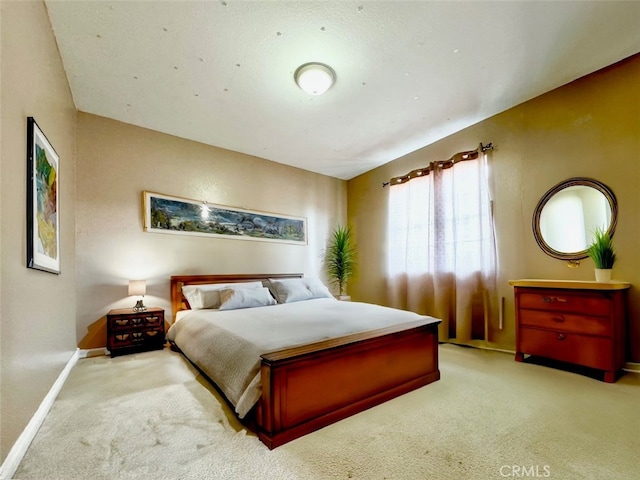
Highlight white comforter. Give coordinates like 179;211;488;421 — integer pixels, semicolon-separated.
166;298;439;418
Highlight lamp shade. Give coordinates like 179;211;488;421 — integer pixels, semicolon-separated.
294;63;336;95
128;280;146;296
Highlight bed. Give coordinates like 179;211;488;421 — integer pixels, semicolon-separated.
168;273;441;449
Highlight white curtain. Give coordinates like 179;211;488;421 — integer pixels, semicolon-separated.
387;151;498;343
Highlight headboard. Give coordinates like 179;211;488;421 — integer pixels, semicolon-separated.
170;273;303;321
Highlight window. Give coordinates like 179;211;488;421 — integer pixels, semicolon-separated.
387;151;497;342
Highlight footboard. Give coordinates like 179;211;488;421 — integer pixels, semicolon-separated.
256;319;440;449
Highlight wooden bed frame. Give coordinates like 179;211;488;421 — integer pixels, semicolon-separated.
170;273;441;449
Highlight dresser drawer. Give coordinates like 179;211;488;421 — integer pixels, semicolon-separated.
519;327;613;371
143;314;162;326
111;331;142;348
518;291;611;316
519;309;611;336
110;316;132;329
109;313;162;329
109;329;163;347
109;314;147;330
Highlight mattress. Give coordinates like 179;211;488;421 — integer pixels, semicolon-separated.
167;298;439;417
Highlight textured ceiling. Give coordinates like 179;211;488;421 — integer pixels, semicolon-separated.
45;1;640;180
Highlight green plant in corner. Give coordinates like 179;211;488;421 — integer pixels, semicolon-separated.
326;225;356;297
586;227;616;269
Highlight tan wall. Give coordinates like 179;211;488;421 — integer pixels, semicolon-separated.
75;113;346;348
0;0;77;461
348;54;640;361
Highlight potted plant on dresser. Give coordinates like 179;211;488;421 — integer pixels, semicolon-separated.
326;225;356;300
587;227;616;282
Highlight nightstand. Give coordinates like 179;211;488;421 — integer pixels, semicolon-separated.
106;307;165;357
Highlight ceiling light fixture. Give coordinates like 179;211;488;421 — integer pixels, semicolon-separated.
294;62;336;95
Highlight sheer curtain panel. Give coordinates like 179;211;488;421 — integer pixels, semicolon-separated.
387;150;498;343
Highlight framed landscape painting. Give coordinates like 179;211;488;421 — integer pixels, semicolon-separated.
143;191;307;245
26;117;61;274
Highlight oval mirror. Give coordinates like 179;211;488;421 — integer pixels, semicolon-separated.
532;178;617;262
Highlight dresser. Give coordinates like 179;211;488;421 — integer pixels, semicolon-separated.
509;280;630;383
107;307;165;357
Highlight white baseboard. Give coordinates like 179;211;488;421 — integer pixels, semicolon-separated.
78;347;107;358
0;348;80;480
624;362;640;374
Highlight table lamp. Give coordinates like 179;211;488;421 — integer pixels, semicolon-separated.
128;280;147;312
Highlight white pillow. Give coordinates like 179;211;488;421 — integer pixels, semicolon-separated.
304;278;334;299
182;285;203;309
219;287;276;311
268;277;336;303
268;278;313;303
182;281;263;309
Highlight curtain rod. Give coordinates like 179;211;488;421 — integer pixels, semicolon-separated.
382;142;494;187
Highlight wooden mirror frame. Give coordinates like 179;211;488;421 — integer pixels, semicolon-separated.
532;177;617;262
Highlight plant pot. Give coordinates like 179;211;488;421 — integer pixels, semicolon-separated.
595;268;612;282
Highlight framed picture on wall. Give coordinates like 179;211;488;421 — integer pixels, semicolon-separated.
143;191;307;245
26;117;61;274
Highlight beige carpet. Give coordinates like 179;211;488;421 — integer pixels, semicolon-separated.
14;344;640;480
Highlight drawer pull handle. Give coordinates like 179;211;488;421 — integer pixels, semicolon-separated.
542;296;568;303
557;333;566;341
552;316;565;323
